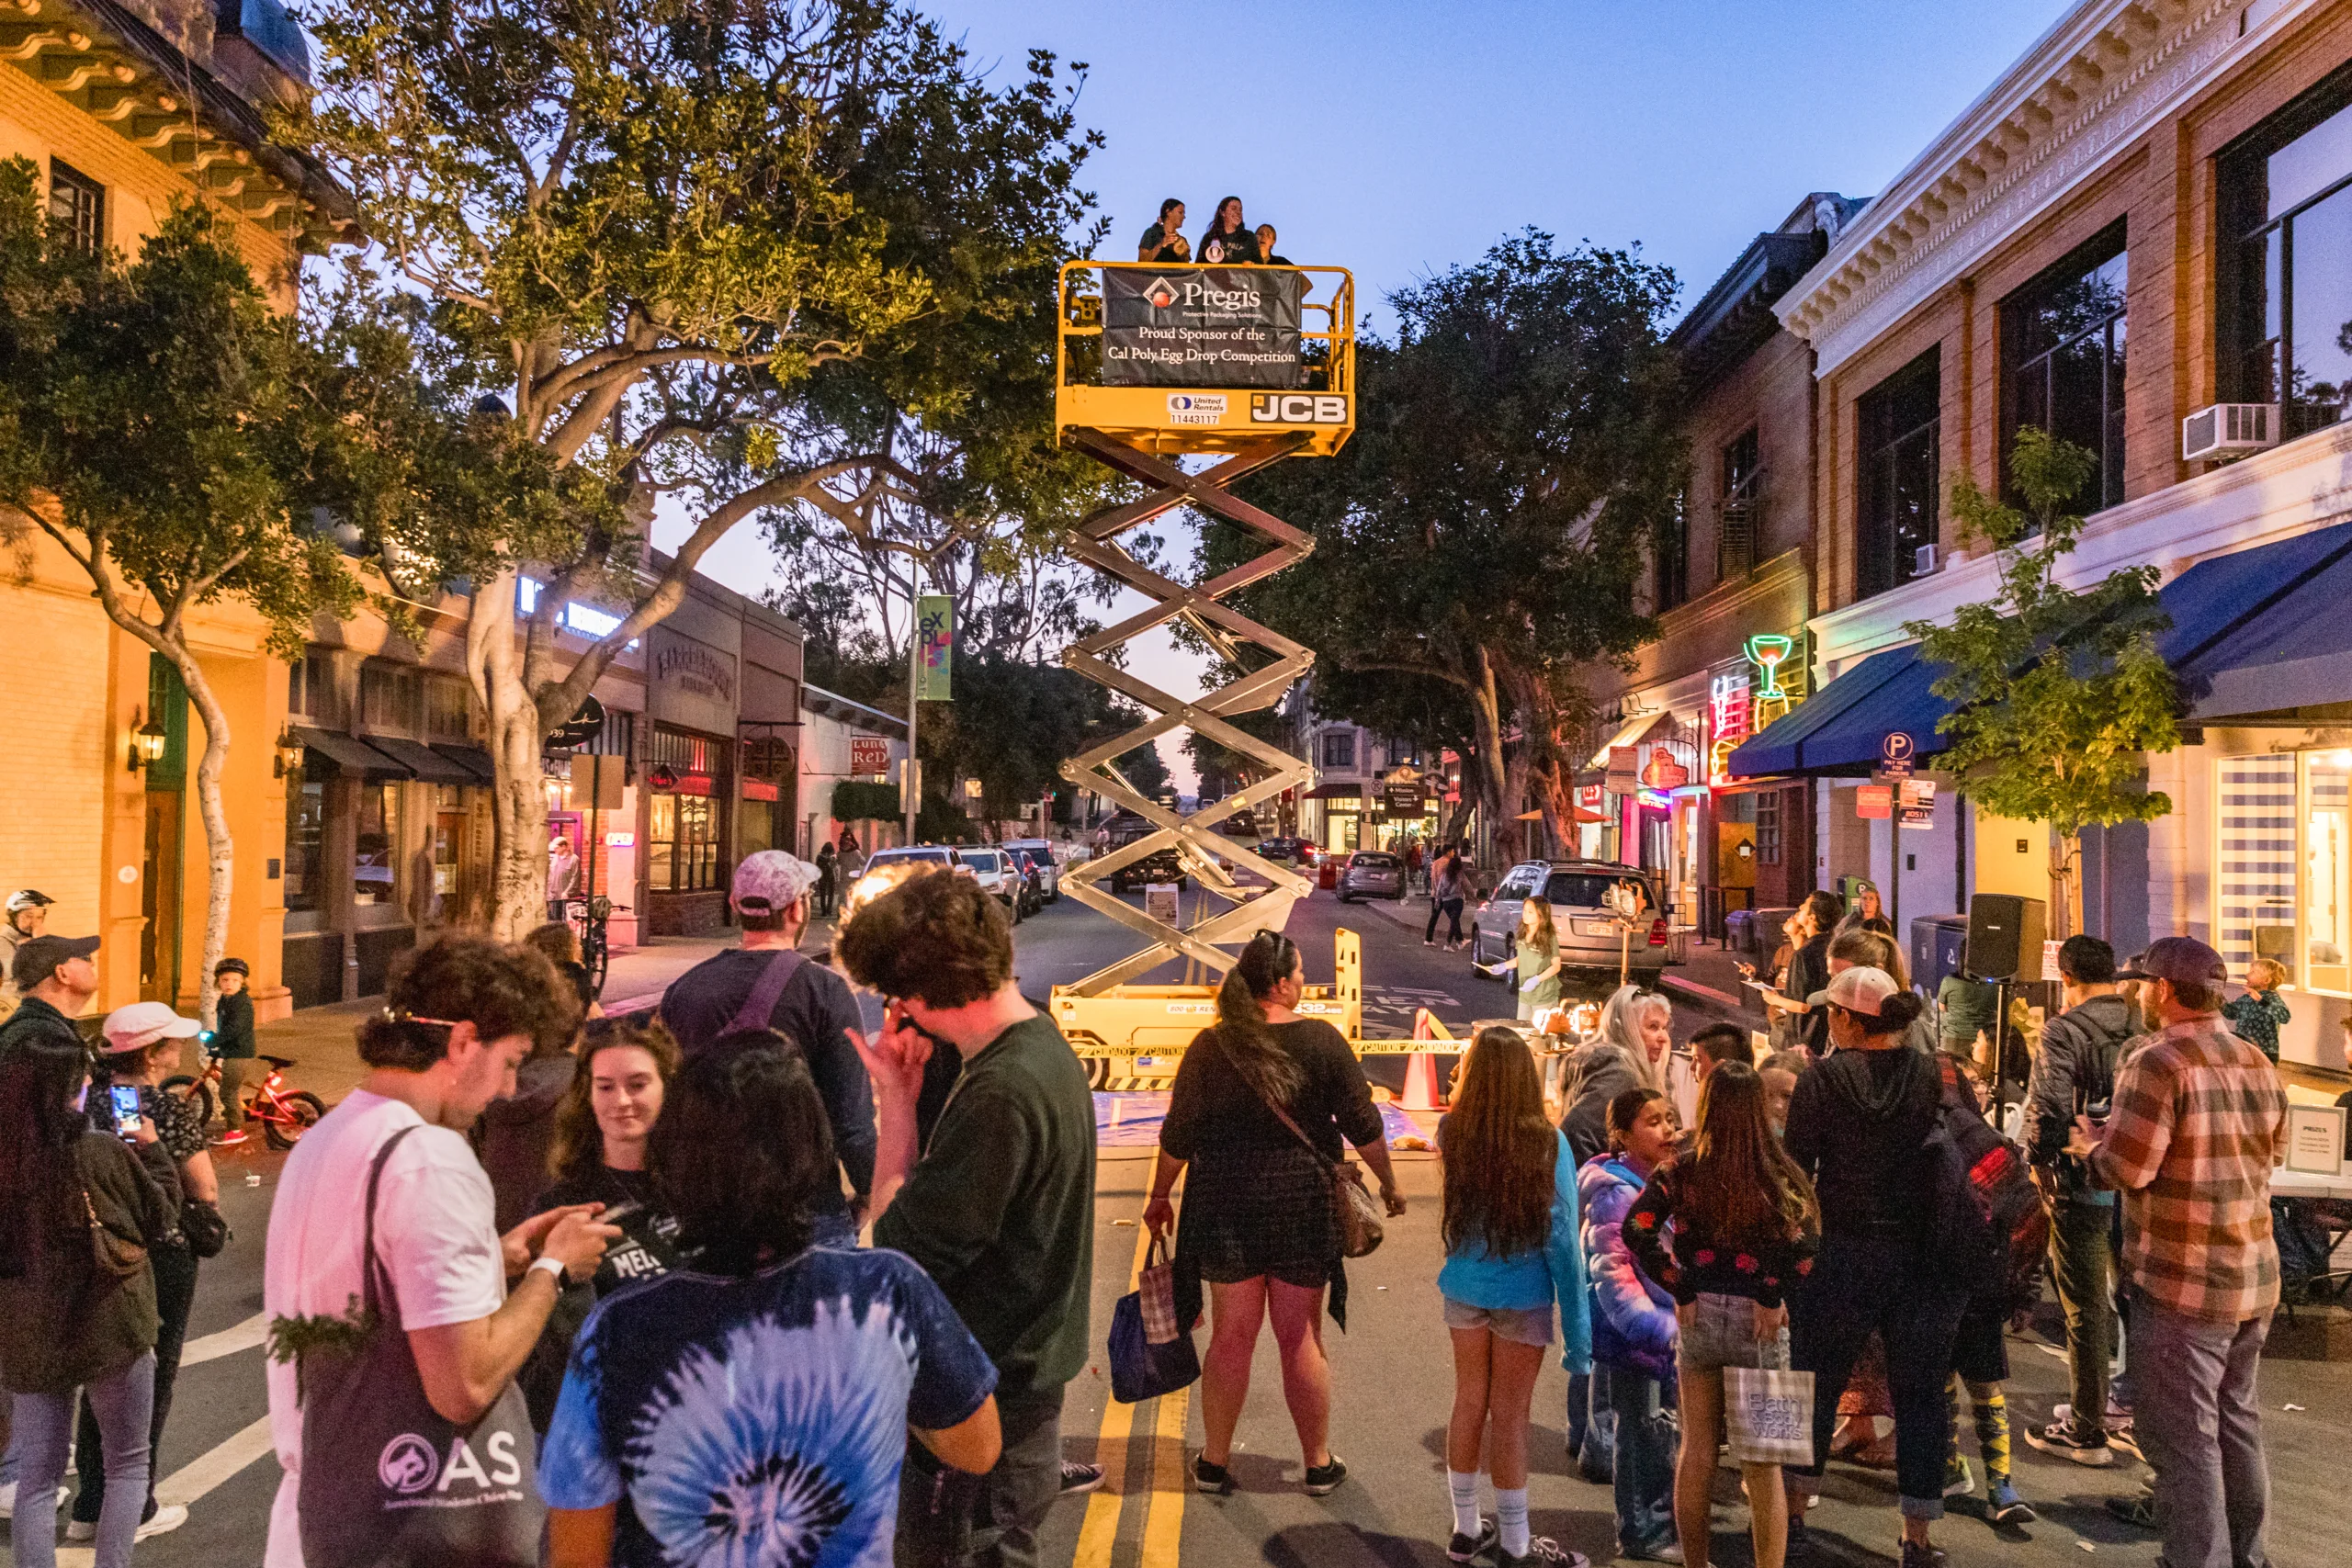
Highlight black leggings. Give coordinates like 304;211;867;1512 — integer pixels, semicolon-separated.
1790;1233;1968;1519
1426;897;1464;943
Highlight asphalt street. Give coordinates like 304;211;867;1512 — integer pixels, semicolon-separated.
17;885;2346;1568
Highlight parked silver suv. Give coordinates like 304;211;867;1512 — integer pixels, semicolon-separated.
1468;861;1668;986
1337;850;1404;902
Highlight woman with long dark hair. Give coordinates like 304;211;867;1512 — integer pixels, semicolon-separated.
542;1047;1001;1568
1623;1063;1818;1568
1439;1027;1591;1568
1144;931;1405;1497
517;1022;685;1432
0;1036;175;1568
1194;195;1261;265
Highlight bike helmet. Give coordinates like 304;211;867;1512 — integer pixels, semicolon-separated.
6;889;54;914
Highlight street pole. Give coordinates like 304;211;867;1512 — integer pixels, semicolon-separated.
903;568;921;849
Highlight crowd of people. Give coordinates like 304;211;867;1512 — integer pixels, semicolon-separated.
0;851;2310;1568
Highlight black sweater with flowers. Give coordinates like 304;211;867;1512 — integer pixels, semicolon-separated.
1622;1160;1817;1310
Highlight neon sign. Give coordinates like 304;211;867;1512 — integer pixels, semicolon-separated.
1746;633;1796;728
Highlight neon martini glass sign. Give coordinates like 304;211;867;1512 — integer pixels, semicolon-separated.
1745;634;1794;700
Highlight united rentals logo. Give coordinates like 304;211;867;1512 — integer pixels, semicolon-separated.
1142;276;1178;309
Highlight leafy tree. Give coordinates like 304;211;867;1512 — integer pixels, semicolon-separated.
1210;231;1683;859
293;0;1102;934
0;171;488;1021
1117;737;1173;803
1905;428;2178;935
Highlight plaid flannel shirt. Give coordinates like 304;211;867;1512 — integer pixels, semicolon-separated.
2086;1015;2287;1322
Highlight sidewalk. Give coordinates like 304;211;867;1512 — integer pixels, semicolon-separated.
254;933;736;1106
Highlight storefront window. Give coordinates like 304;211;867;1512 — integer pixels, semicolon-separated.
649;793;721;891
355;782;403;907
284;779;325;925
2214;750;2352;995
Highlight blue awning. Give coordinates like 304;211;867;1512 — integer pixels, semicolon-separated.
1724;645;1924;777
2171;519;2352;719
1794;648;1959;773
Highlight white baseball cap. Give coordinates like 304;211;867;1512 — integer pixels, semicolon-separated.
100;1001;203;1054
1823;965;1901;1016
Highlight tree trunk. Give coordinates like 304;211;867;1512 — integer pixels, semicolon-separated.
167;639;234;1031
1468;649;1511;865
2052;833;2085;941
469;563;552;941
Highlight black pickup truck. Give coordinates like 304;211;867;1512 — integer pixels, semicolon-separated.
1101;815;1190;894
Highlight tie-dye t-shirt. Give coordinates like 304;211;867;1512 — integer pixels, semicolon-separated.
541;1245;997;1567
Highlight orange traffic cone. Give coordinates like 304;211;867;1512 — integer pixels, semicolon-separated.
1402;1048;1445;1111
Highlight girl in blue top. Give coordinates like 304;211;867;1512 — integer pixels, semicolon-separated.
1439;1027;1593;1568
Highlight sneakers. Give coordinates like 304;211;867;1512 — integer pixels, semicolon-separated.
2022;1416;2116;1466
1942;1453;1975;1497
1898;1541;1941;1568
1302;1456;1349;1495
1191;1456;1233;1495
2106;1490;2159;1530
1447;1518;1498;1563
1058;1460;1104;1496
62;1503;187;1542
213;1129;249;1146
1498;1540;1588;1568
0;1483;68;1519
1620;1540;1683;1563
1986;1479;2036;1526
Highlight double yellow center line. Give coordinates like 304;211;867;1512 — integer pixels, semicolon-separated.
1072;1205;1191;1568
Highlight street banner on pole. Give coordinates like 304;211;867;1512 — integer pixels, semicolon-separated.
917;595;954;701
1101;267;1306;389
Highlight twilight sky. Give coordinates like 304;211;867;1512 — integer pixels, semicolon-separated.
662;0;2076;790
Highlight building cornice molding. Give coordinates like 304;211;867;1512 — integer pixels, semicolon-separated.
1808;422;2352;671
1778;0;2319;375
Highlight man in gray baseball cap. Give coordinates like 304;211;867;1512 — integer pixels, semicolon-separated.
656;851;874;1243
2066;931;2287;1568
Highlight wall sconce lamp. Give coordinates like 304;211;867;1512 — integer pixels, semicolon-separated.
128;709;168;773
273;728;306;779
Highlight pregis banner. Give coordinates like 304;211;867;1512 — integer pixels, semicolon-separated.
1102;267;1305;389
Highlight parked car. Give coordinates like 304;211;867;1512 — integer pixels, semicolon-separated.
1002;838;1062;901
954;847;1026;922
1102;814;1188;895
1337;850;1405;902
1254;836;1317;867
1467;861;1669;986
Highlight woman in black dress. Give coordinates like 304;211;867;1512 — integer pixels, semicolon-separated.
1144;931;1406;1497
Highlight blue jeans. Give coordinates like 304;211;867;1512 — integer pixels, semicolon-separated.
1790;1234;1968;1519
1606;1365;1676;1552
1567;1369;1615;1482
11;1352;155;1568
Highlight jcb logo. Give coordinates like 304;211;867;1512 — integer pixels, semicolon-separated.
1250;394;1348;424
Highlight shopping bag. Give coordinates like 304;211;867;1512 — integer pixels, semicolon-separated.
1109;1235;1200;1404
1724;1347;1815;1466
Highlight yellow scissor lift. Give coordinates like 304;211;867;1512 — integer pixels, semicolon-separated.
1049;262;1441;1086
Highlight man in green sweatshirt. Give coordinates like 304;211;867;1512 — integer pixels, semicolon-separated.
841;868;1097;1568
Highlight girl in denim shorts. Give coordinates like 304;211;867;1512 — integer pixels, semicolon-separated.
1623;1063;1818;1568
1437;1029;1593;1568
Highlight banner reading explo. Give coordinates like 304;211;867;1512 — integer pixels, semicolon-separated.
1102;267;1305;389
916;594;953;701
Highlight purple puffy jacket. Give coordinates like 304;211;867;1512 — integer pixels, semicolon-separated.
1577;1154;1678;1382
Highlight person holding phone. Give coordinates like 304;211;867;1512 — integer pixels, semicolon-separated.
66;1005;224;1543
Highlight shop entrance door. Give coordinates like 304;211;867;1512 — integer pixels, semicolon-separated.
140;792;183;1003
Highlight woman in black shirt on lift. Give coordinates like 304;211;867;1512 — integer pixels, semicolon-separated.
1145;931;1405;1498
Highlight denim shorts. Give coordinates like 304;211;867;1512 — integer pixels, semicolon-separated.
1442;1296;1556;1347
1676;1290;1790;1373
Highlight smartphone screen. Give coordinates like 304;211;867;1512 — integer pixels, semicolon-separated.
108;1084;142;1137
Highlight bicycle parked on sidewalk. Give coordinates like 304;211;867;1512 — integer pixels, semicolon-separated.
162;1052;325;1149
566;894;629;1000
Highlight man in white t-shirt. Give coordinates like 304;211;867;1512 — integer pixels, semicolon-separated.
264;937;616;1568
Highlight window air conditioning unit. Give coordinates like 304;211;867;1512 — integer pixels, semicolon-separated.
1913;544;1939;576
2182;402;2279;461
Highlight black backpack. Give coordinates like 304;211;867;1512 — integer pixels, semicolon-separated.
1927;1055;2049;1311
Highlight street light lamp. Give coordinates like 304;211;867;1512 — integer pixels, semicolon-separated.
128;710;168;773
